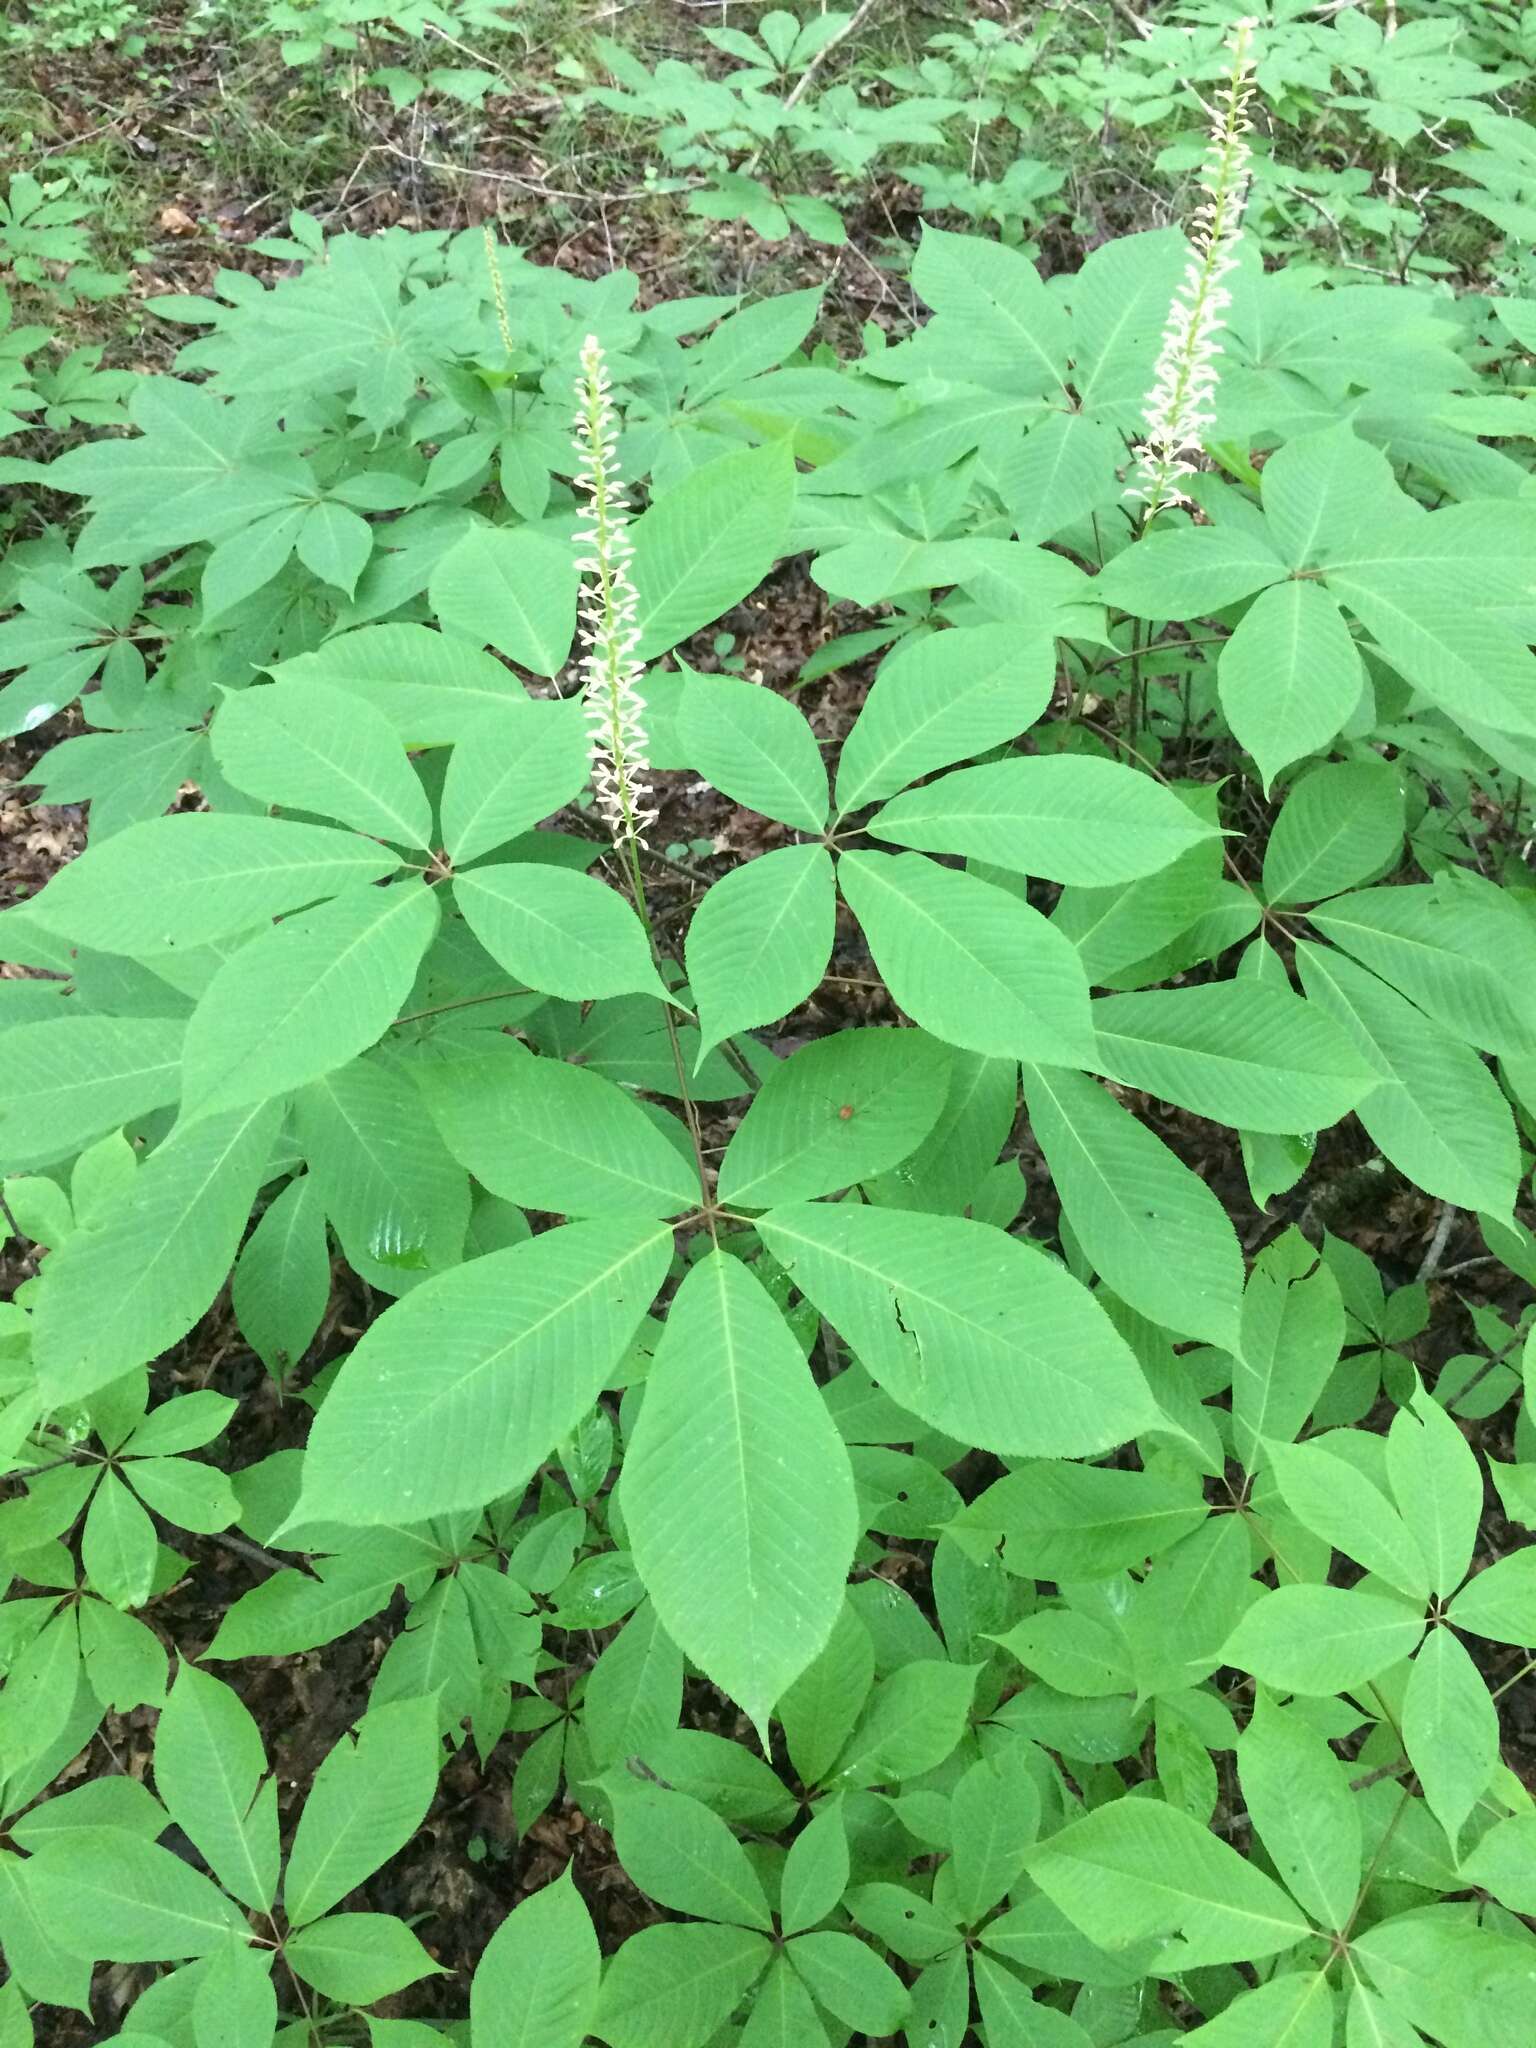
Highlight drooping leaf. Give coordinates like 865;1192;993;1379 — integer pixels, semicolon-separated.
758;1203;1159;1457
294;1217;672;1525
622;1252;859;1738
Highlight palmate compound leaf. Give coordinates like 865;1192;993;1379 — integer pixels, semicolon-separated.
684;844;836;1065
209;675;433;849
833;624;1056;815
1020;1064;1244;1349
31;1098;284;1405
1024;1798;1310;1969
292;1216;673;1526
837;850;1093;1067
455;862;668;1004
1088;980;1375;1135
179;880;440;1120
756;1204;1160;1458
716;1027;950;1208
621;1252;859;1740
867;753;1224;886
0;1012;186;1173
1296;942;1521;1217
23;813;400;954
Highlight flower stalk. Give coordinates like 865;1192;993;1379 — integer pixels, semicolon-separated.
572;333;658;850
1126;17;1259;520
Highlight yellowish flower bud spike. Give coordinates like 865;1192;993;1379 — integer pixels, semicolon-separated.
571;334;658;848
1126;17;1259;520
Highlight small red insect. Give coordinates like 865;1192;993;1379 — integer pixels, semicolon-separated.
837;1103;855;1121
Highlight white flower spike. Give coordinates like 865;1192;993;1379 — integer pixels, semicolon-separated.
1127;17;1259;519
572;333;658;847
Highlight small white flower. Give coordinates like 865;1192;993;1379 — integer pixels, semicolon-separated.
572;333;658;848
1127;18;1259;518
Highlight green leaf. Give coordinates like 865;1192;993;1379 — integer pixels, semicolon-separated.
1326;562;1536;741
1232;1229;1343;1468
0;1014;186;1174
210;678;433;849
834;626;1054;814
155;1662;279;1912
950;1741;1042;1925
1459;1814;1536;1916
287;1912;443;2002
298;496;373;594
284;1697;440;1927
1403;1627;1499;1849
631;443;795;659
1179;1973;1336;2047
1094;526;1286;619
275;623;531;746
180;882;438;1118
439;700;588;867
1264;1439;1428;1602
231;1174;331;1376
1384;1391;1484;1598
759;1203;1159;1457
868;754;1222;886
470;1868;600;2048
739;1954;827;2048
684;286;823;404
684;845;835;1064
296;1055;469;1290
583;1601;683;1772
1297;943;1520;1217
831;1658;978;1788
81;1469;158;1610
955;1461;1207;1579
1222;1586;1423;1695
26;814;399;954
610;1781;772;1931
295;1217;671;1524
911;224;1070;396
1312;876;1536;1059
128;1456;237;1535
1236;1700;1361;1932
787;1930;909;2034
778;1603;874;1788
416;1040;697;1218
839;851;1092;1065
455;863;666;1003
595;1924;769;2048
1025;1797;1310;1967
1218;580;1364;790
428;521;578;677
780;1802;849;1938
32;1100;283;1404
677;671;827;832
1090;981;1372;1135
1445;1549;1536;1644
1021;1063;1244;1348
24;1830;248;1961
622;1252;858;1740
972;1951;1094;2045
0;1845;93;2013
1261;423;1404;568
717;1028;948;1207
1261;761;1404;907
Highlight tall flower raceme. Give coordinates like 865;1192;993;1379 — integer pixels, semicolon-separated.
572;333;658;848
1126;17;1260;519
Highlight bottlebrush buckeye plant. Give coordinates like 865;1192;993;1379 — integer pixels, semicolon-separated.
3;38;1536;2048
